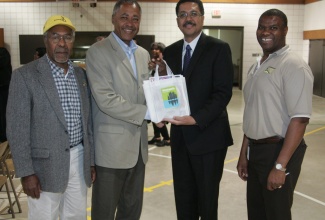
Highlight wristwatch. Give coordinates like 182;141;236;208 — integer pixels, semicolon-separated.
275;162;286;172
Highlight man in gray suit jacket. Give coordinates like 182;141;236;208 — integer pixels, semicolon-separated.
86;0;152;219
6;15;95;220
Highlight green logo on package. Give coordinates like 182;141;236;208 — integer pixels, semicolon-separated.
161;86;179;108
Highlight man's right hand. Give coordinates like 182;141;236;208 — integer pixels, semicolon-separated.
21;174;41;199
237;154;248;181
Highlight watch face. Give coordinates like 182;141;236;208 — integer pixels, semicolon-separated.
275;163;286;171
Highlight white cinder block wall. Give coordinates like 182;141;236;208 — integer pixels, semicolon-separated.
0;2;309;86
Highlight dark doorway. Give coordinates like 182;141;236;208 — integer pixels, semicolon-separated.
203;26;243;89
309;40;325;97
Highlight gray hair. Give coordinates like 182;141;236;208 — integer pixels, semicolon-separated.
112;0;142;16
150;42;166;52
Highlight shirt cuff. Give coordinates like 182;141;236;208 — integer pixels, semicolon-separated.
144;109;151;120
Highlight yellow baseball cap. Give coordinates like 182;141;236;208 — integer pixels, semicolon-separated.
43;15;76;33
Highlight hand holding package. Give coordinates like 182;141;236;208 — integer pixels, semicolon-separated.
143;63;190;123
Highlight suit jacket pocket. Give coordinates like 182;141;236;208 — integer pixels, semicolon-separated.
31;148;50;158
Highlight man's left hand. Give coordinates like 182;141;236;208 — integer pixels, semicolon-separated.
267;168;286;191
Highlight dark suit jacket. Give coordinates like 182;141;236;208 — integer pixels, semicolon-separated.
6;55;94;193
163;33;233;155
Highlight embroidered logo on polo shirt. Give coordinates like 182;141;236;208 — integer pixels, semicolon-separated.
264;67;275;74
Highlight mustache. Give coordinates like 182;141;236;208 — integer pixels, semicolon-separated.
183;21;196;27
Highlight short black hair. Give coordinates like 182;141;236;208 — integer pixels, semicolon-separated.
150;42;166;52
176;0;204;16
260;9;288;27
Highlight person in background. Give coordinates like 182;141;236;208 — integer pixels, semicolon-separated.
237;9;313;220
0;47;11;143
95;35;107;42
86;0;153;219
147;42;171;147
159;0;234;219
33;47;46;60
6;15;95;219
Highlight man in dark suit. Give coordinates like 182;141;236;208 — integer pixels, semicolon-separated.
6;15;95;219
161;0;233;219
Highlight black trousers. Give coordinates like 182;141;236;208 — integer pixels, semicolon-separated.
247;139;307;220
171;134;228;220
152;122;170;140
91;153;145;220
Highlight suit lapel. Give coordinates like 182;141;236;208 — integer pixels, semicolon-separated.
74;67;89;128
185;33;206;78
36;56;67;129
108;34;137;81
174;41;184;75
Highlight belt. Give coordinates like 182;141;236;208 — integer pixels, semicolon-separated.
248;136;284;145
70;141;82;148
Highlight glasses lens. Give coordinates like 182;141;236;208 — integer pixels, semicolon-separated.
178;11;201;19
190;11;198;17
178;12;187;19
64;35;74;43
50;34;74;44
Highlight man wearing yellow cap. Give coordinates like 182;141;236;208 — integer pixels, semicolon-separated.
6;15;95;219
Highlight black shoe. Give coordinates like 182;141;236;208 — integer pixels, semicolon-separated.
148;137;161;144
156;140;170;147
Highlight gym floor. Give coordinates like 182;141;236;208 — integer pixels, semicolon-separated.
1;88;325;220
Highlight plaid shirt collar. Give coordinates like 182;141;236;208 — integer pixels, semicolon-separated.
46;54;75;77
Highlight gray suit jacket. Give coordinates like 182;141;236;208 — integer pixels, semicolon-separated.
6;55;94;193
86;34;150;169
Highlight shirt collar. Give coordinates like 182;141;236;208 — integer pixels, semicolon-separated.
46;54;74;77
270;45;290;56
112;32;138;55
183;31;202;52
262;45;290;60
258;45;290;67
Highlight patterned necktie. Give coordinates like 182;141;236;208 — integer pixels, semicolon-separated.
183;45;192;74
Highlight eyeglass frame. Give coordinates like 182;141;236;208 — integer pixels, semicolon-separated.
44;32;75;44
177;10;203;19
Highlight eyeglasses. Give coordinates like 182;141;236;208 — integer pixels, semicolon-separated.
177;11;202;19
47;34;74;44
